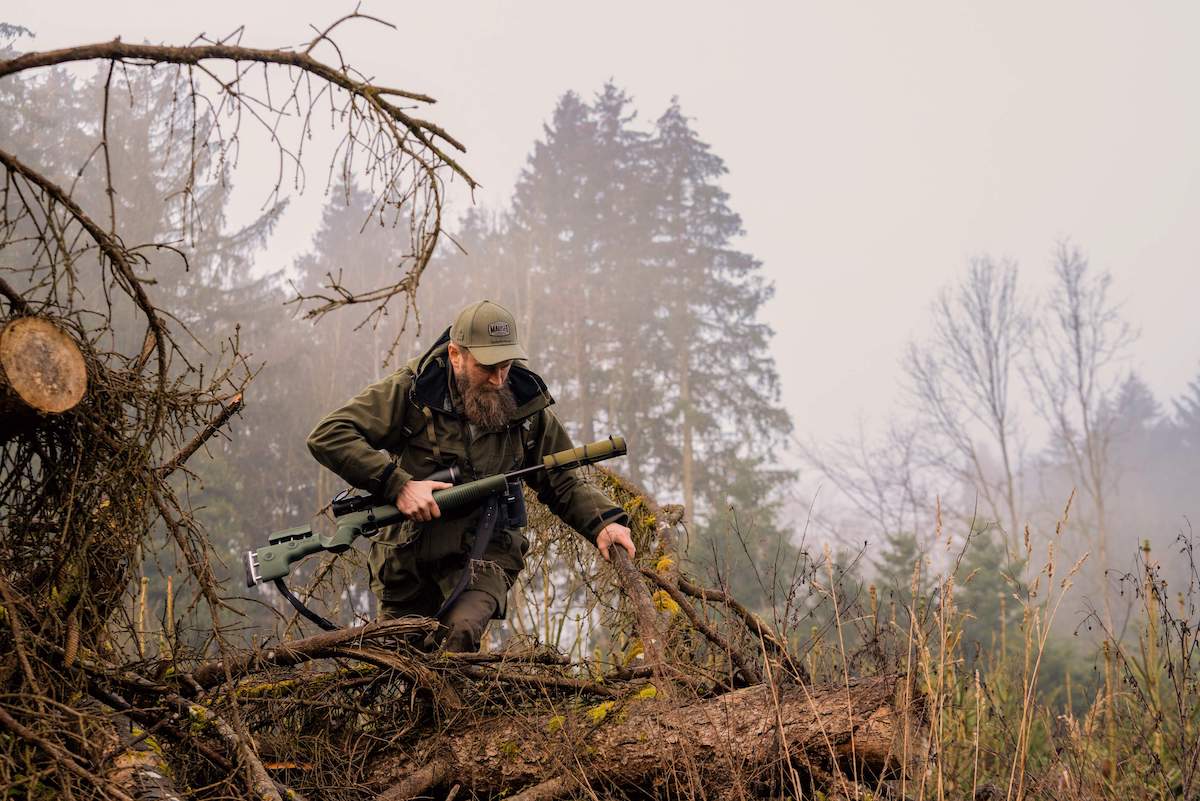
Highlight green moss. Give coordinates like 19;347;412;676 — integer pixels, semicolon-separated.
187;704;211;736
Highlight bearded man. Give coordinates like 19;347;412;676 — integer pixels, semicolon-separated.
307;300;635;652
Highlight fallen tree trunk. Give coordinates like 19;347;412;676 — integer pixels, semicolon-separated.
375;674;927;800
0;315;87;438
108;717;185;801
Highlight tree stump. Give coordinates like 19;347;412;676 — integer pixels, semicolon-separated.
0;316;88;438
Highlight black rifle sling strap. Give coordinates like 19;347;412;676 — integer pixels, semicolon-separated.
435;493;500;619
274;578;338;632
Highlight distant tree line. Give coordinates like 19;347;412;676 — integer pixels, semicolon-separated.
805;244;1200;682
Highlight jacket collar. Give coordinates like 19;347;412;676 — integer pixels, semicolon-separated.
409;327;554;421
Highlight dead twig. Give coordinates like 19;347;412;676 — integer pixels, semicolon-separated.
644;569;762;685
189;616;438;687
673;573;810;683
0;705;134;801
156;391;245;478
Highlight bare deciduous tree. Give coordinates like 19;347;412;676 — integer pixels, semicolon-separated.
800;420;930;544
905;256;1030;550
1026;241;1135;625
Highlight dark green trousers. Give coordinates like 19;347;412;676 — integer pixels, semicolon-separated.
379;589;497;653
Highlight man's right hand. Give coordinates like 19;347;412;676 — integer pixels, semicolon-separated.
395;479;453;522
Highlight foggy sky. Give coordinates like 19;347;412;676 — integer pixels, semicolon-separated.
8;0;1200;458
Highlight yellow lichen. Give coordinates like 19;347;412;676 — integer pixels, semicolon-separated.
652;589;681;615
655;555;674;574
546;714;566;734
586;701;615;724
635;685;658;700
187;705;210;735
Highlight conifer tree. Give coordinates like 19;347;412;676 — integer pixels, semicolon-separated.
693;452;797;612
873;530;928;611
647;99;792;524
425;207;512;320
505;86;661;452
507;91;606;441
585;84;665;484
868;530;928;638
1174;366;1200;450
957;526;1024;663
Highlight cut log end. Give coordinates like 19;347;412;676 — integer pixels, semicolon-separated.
0;316;88;415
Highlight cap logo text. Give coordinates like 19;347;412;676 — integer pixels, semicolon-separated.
488;321;510;337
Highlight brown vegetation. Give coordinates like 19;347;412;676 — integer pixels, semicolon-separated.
4;15;1200;801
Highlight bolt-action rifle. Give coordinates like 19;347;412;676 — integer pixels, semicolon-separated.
244;435;627;630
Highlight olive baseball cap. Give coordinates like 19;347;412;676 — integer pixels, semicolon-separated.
450;300;528;365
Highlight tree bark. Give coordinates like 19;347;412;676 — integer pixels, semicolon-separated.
0;316;88;438
374;674;927;799
679;342;695;529
107;718;186;801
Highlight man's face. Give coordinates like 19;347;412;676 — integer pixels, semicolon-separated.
448;343;516;428
449;343;513;392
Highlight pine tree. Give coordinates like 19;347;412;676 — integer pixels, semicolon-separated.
506;86;659;449
102;68;287;585
872;530;928;613
425;207;513;322
1174;365;1200;450
1113;372;1161;436
647;99;792;524
957;525;1024;663
585;84;666;485
2;56;285;599
507;91;605;441
692;452;799;612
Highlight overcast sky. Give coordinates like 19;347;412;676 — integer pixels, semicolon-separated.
8;0;1200;455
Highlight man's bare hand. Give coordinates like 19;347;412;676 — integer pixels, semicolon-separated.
395;479;452;522
597;523;635;562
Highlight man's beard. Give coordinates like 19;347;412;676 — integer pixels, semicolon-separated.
457;373;517;430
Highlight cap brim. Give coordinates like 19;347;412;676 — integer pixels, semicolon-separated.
468;343;528;365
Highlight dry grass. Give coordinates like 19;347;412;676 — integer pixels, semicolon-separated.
10;447;1196;800
252;475;1200;800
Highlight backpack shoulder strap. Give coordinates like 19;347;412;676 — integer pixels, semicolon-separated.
395;368;429;440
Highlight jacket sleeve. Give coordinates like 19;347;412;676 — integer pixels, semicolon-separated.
306;369;416;503
525;409;631;545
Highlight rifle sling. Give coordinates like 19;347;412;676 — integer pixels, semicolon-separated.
274;578;339;632
435;493;501;620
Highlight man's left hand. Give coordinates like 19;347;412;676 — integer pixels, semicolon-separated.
597;523;635;562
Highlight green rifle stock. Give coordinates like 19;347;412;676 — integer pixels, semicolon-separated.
244;435;626;587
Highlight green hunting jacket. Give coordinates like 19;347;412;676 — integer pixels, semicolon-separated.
306;328;628;616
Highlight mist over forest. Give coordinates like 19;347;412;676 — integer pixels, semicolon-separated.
5;25;1199;653
3;15;1200;801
